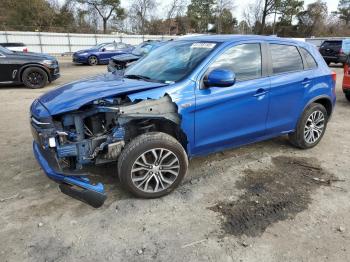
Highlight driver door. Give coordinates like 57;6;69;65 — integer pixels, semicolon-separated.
0;51;14;83
193;43;270;155
99;43;117;63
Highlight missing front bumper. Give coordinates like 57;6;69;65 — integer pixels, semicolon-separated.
33;141;107;208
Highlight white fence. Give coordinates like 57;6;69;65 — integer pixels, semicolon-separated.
0;30;344;54
0;31;176;54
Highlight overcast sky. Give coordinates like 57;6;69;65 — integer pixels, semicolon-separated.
120;0;339;21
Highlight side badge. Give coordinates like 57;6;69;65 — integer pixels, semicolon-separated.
12;70;18;79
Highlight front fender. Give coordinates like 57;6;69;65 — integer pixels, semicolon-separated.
19;63;51;82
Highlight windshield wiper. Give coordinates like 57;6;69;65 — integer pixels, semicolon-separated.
124;74;163;83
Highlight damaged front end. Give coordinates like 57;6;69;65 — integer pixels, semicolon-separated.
31;95;180;207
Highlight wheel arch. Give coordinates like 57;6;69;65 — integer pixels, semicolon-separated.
19;64;50;82
304;95;334;118
124;117;188;153
146;118;188;152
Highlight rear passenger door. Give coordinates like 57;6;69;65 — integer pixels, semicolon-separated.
266;43;314;134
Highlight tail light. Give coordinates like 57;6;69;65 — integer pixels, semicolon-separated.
23;48;28;52
331;71;337;82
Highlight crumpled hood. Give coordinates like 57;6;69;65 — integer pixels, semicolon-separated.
39;73;167;116
111;53;141;62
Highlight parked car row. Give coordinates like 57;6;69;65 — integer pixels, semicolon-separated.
0;40;167;89
29;35;338;207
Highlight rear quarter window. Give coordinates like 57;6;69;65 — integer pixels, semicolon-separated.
300;48;318;69
270;44;303;74
321;41;342;48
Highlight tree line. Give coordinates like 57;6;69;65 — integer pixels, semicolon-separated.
0;0;349;37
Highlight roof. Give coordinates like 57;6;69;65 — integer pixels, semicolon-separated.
177;34;303;45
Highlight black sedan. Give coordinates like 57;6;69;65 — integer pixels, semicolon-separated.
0;46;60;88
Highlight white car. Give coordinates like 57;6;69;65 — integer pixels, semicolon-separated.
0;42;28;52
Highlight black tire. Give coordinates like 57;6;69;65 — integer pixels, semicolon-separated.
22;67;48;89
289;103;328;149
88;55;98;66
118;132;188;198
345;93;350;102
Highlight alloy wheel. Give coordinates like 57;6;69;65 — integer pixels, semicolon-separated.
131;148;180;193
27;72;44;86
89;56;98;65
304;110;325;144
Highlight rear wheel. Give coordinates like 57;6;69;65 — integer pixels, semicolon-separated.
88;55;98;66
289;103;328;149
118;132;188;198
22;67;48;89
345;93;350;102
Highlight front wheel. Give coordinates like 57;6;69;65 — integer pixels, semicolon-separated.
88;55;98;66
289;103;328;149
22;67;48;89
118;132;188;198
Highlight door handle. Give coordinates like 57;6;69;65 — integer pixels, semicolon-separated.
302;78;312;86
253;88;268;97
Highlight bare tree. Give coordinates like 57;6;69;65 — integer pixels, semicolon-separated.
260;0;277;34
243;0;263;33
130;0;157;35
77;0;124;33
166;0;186;34
215;0;234;33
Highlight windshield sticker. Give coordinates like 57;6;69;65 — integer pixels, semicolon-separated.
191;43;216;49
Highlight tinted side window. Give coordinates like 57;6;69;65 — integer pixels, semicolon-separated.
300;48;317;69
209;43;262;81
270;44;303;74
117;42;127;49
104;44;115;51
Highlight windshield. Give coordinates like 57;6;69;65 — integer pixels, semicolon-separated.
132;43;151;56
125;41;219;83
0;46;13;55
93;43;108;49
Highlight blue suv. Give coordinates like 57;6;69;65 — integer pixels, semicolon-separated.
30;35;336;207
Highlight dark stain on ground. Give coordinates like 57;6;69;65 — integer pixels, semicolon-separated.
210;156;336;237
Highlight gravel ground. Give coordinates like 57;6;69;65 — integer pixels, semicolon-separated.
0;60;349;262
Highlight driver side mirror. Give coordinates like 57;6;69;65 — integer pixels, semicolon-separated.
101;48;106;52
203;69;236;88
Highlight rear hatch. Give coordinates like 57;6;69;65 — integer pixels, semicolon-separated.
319;41;342;57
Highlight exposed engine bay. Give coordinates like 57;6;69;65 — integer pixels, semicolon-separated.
50;95;181;172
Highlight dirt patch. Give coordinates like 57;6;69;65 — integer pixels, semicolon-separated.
210;156;337;237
